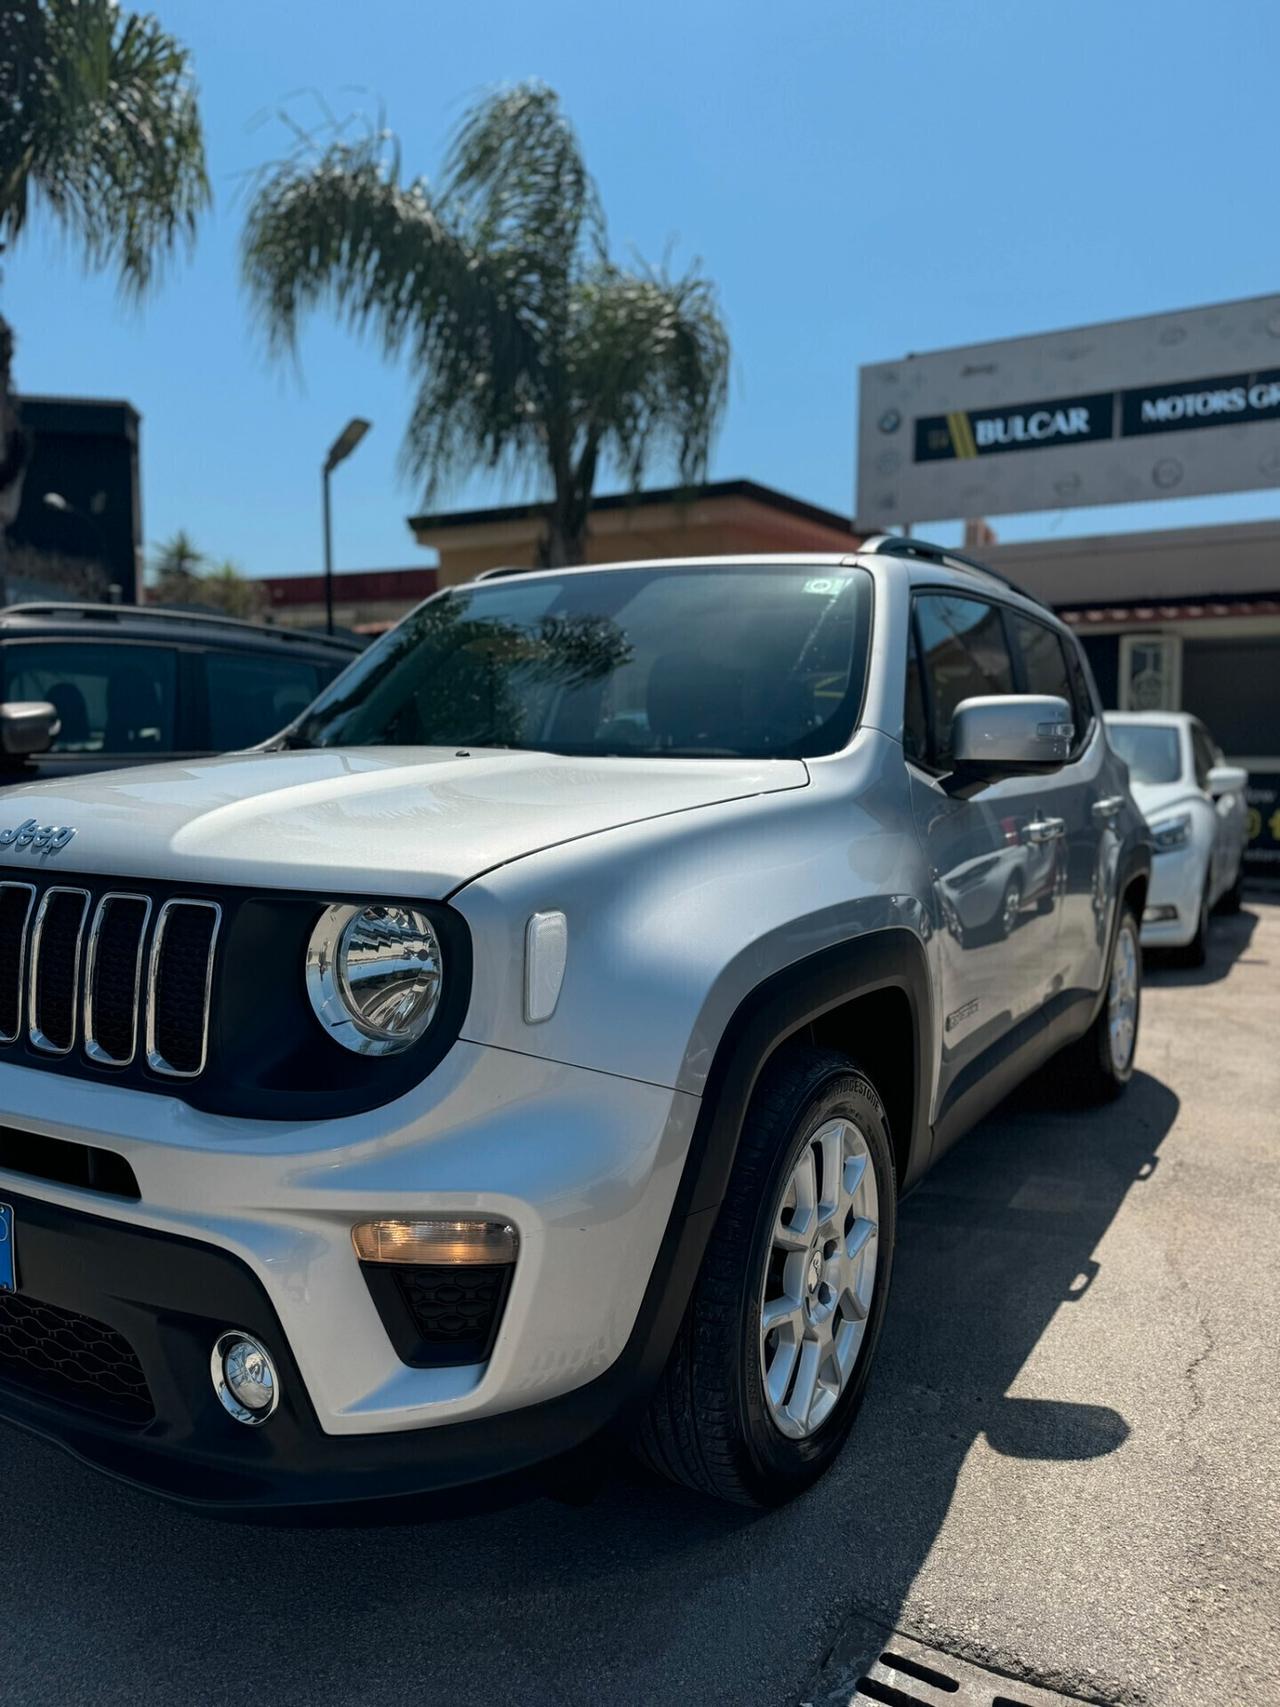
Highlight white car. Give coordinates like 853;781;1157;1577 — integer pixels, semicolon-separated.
1104;712;1248;963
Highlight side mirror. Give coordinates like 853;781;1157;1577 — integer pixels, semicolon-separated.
0;701;60;759
951;694;1074;775
1207;763;1248;797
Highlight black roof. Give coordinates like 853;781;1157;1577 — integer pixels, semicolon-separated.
0;602;362;657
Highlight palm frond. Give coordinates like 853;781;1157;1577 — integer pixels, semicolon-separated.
0;0;209;297
570;259;730;490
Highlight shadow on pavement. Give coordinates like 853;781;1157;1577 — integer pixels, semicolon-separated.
0;1069;1180;1707
1144;904;1260;986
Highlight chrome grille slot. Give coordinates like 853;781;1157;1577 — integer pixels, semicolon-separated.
145;900;221;1078
84;894;152;1067
28;887;90;1054
0;882;36;1043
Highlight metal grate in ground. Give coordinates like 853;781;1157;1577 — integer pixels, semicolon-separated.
844;1634;1110;1707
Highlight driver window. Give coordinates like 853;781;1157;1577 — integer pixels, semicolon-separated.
914;594;1015;769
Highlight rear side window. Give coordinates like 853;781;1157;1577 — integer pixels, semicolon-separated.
914;594;1015;768
202;652;324;750
1;641;178;755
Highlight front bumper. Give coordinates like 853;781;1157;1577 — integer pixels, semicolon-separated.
1140;843;1207;948
0;1044;699;1508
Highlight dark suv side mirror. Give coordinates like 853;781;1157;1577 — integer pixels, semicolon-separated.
0;700;61;759
951;694;1073;778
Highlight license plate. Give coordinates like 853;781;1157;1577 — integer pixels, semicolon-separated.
0;1204;14;1293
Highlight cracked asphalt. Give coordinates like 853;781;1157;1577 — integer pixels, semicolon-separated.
2;902;1277;1707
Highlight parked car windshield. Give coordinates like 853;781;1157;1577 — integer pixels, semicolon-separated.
1108;722;1183;784
284;564;873;759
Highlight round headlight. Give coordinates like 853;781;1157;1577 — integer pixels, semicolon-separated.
306;903;443;1055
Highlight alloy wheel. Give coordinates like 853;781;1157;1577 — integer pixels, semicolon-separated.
1108;920;1139;1073
759;1118;879;1440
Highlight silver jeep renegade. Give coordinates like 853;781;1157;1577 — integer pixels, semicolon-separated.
0;538;1149;1510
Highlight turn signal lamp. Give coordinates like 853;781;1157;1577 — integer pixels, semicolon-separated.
352;1218;518;1266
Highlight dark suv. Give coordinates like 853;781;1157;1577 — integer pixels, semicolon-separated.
0;603;359;780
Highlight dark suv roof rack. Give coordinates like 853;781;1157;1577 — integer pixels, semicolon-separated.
0;601;360;652
861;534;1051;610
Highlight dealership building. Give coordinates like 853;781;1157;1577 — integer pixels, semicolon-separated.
858;294;1280;877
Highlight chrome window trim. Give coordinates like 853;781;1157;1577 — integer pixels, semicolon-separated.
27;886;90;1055
0;881;36;1045
83;892;153;1068
144;898;222;1079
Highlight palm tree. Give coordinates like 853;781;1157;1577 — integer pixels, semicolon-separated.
0;0;209;553
242;83;730;567
147;529;204;606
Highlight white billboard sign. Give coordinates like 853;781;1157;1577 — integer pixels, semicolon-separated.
856;294;1280;527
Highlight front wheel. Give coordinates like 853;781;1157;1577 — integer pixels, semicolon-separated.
1218;861;1244;915
1179;875;1212;967
637;1047;897;1506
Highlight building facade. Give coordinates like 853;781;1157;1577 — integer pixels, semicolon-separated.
985;520;1280;877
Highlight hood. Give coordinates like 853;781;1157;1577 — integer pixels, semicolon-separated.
1126;778;1199;822
0;748;808;895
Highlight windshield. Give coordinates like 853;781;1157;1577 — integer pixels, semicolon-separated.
1108;723;1183;785
286;564;873;759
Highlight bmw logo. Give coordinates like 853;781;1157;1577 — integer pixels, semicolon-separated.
878;409;902;434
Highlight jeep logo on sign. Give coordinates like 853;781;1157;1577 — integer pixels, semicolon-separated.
0;818;76;855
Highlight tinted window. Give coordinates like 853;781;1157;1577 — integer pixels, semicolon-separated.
1011;612;1073;704
1;641;177;755
1108;723;1182;785
288;565;874;760
914;594;1015;768
203;652;324;750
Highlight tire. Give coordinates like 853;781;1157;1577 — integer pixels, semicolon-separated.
1059;905;1142;1102
1000;874;1023;939
1179;876;1212;967
636;1046;897;1507
1218;863;1244;915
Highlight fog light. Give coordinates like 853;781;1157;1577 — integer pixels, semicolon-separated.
352;1218;518;1266
211;1331;280;1426
1143;904;1178;924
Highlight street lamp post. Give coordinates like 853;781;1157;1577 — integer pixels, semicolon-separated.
322;418;371;635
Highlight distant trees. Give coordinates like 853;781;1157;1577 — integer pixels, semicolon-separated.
148;533;265;620
0;0;209;572
243;82;730;567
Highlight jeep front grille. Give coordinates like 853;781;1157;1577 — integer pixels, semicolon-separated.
0;881;219;1080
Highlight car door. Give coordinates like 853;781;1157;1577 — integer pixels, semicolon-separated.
905;592;1064;1111
1006;609;1109;998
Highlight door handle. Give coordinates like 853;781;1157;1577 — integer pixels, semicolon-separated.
1092;796;1124;822
1025;818;1065;843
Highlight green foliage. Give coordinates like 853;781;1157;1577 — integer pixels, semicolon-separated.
0;0;210;296
242;82;730;564
148;533;265;620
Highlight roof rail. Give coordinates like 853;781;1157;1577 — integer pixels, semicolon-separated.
0;601;361;650
860;535;1051;610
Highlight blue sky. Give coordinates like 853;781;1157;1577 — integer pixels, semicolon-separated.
6;0;1280;577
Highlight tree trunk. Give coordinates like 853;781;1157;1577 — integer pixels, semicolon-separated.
536;438;598;568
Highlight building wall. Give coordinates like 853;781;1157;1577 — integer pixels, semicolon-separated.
988;518;1280;879
415;491;860;588
984;518;1280;606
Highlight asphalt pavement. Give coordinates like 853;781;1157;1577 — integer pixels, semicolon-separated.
3;902;1278;1707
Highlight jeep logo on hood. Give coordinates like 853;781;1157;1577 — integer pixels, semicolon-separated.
0;818;76;855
